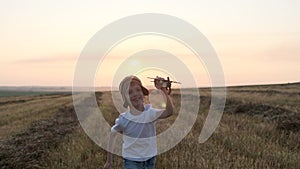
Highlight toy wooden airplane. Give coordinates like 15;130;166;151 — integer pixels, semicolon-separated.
147;76;181;94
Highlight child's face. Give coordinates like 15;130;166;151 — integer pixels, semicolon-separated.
127;82;144;109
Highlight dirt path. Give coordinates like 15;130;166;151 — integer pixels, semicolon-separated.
0;105;78;169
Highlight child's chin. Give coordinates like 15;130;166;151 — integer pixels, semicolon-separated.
131;102;143;108
132;102;142;107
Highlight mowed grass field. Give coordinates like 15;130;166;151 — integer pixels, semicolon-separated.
0;83;299;169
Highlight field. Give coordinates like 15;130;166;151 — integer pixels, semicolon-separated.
0;83;299;169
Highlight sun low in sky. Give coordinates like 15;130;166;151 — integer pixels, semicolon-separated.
1;0;299;87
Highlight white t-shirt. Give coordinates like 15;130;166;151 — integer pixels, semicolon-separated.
111;104;161;161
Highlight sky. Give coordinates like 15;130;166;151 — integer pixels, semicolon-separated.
1;0;300;87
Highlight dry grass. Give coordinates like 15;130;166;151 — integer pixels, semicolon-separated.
0;94;73;139
0;83;299;168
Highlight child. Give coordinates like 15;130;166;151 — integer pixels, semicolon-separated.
104;75;174;169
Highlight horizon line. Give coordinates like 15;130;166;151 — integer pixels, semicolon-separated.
0;81;299;89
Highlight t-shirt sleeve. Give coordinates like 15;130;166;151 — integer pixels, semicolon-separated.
149;107;162;122
111;116;123;132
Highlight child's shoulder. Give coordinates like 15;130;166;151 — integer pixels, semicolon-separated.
119;111;128;118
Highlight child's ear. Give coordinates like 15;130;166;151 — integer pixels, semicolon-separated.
123;100;129;108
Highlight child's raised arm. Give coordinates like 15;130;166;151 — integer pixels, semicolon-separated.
154;79;174;119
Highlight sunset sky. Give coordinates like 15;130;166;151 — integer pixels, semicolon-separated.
1;0;299;87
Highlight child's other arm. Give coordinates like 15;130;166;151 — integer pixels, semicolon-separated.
104;131;117;169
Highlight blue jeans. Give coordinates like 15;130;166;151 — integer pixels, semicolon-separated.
123;157;156;169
